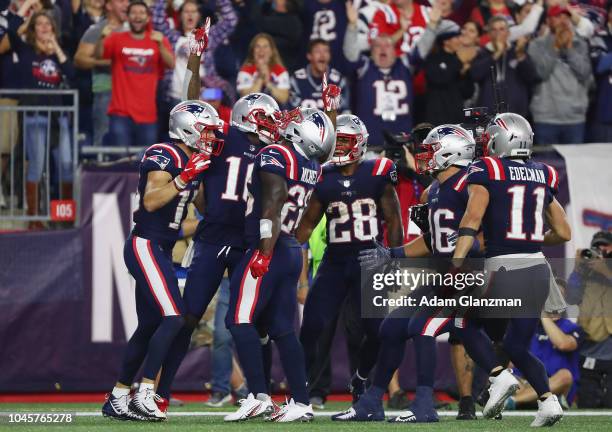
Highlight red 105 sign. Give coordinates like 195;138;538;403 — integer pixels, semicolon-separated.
50;200;76;222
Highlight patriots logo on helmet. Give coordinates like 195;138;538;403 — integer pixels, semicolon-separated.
310;112;326;142
146;154;171;170
352;117;361;126
437;126;470;139
244;94;262;105
261;154;285;169
175;104;205;115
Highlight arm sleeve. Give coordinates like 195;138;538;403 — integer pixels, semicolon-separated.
141;146;180;174
257;147;289;178
527;37;558;81
465;159;491;187
289;75;302;108
508;3;543;42
412;26;436;65
563;38;592;83
151;0;180;46
469;48;493;82
236;68;254;91
343;24;361;63
575;15;594;39
566;271;584;305
596;53;612;75
205;0;238;54
515;53;540;85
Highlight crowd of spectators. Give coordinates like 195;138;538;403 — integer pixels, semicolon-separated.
1;0;612;219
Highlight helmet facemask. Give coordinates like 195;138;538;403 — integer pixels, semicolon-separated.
193;122;224;156
246;108;280;144
332;133;361;166
415;143;438;174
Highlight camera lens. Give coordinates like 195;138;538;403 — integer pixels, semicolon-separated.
580;249;594;259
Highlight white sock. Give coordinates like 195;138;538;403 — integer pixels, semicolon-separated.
139;382;155;393
111;387;130;398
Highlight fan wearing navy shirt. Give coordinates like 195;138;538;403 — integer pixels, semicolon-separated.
102;100;223;422
289;39;349;112
453;113;572;427
297;114;403;404
224;109;336;423
302;0;349;72
155;93;282;403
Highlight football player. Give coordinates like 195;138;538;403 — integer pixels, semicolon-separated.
452;112;571;427
296;113;403;405
154;26;284;408
332;124;490;422
101;99;222;421
223;109;336;423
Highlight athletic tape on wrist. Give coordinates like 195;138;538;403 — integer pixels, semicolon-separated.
260;219;273;239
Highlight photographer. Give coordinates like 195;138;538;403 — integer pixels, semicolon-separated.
566;231;612;408
383;124;433;242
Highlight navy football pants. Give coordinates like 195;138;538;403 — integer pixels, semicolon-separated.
300;252;383;379
156;241;243;398
120;235;185;383
226;242;309;403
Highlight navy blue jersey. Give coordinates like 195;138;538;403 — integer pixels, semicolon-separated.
289;66;349;112
427;168;470;257
195;126;259;248
302;0;348;71
466;156;559;257
244;143;321;247
133;143;200;244
352;56;413;147
315;158;397;254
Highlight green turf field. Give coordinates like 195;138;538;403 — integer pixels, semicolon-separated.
1;402;612;432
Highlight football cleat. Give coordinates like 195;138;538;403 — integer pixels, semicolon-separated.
331;392;384;422
129;388;167;421
268;399;314;422
388;391;439;423
530;395;563;427
205;392;232;408
102;393;131;420
482;369;520;419
223;393;274;421
154;394;169;416
349;373;368;403
456;396;477;420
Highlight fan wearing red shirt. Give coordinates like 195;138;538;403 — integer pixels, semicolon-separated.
99;0;175;149
369;0;432;56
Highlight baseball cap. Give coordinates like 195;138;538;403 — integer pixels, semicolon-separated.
547;5;571;18
591;231;612;248
436;20;461;42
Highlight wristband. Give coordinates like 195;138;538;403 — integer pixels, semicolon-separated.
174;176;187;191
458;227;478;238
260;219;273;239
390;246;406;258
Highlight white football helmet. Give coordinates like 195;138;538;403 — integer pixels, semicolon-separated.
169;100;224;155
230;93;280;144
415;124;475;174
281;109;336;163
331;114;368;166
485;112;533;158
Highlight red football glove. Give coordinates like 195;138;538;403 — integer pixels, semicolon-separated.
250;249;272;278
322;72;341;111
188;17;210;56
174;152;210;190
